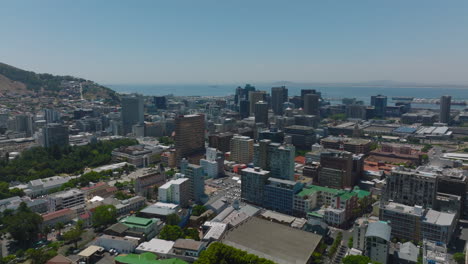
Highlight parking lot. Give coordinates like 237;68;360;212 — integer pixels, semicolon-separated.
205;172;241;204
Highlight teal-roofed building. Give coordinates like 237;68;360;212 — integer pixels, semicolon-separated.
115;252;188;264
294;185;371;227
120;216;162;240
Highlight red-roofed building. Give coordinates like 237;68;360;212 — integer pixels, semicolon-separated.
42;208;75;227
81;182;116;199
46;254;72;264
79;212;92;227
295;156;306;165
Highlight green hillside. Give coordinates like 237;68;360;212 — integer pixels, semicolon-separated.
0;62;120;104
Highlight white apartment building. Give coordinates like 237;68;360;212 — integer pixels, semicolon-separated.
158;178;190;207
48;188;85;212
365;221;391;264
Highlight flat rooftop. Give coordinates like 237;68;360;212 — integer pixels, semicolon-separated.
222;217;322;264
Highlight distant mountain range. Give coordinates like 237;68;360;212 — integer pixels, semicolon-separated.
271;80;468;88
0;62;120;104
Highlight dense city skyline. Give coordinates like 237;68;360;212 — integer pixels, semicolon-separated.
0;1;468;264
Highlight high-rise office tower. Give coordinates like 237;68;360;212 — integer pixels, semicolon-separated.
15;114;33;137
153;96;167;110
241;167;270;205
271;86;288;116
303;93;320;116
382;166;437;208
235;84;256;108
254;101;269;125
230;135;254;164
318;150;354;189
253;140;295;181
122;94;144;135
439;95;451;123
300;89;317;108
263;177;303;215
42;123;69;148
371;95;387;118
175;114;205;164
239;100;250;119
180;159;205;203
208;132;233;153
248;91;267;115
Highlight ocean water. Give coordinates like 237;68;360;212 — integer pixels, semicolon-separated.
108;84;468;109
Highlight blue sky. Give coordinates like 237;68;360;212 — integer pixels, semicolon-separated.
1;0;467;84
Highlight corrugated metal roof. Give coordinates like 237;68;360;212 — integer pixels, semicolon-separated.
365;221;391;241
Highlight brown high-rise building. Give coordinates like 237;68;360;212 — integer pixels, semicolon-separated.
318;150;353;189
249;91;267;115
208;132;233;153
175;114;205;164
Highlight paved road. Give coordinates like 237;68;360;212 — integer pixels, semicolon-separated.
427;145;455;167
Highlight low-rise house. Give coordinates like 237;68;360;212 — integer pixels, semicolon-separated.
95;235;139;254
103;196;146;216
135;238;175;258
172;239;206;258
201;221;228;242
138;202;179;221
45;254;73;264
394;242;419;264
120;216;162;240
104;222;130;237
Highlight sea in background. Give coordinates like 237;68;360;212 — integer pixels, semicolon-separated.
108;83;468;109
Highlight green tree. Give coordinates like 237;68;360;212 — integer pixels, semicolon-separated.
421;154;429;163
166;213;180;225
42;225;52;236
195;242;276;264
192;205;207;216
159;225;184;241
342;255;381;264
184;228;200;241
329;113;346;121
62;226;83;248
55;222;65;234
421;144;433;152
453;252;465;264
0;138;137;184
5;202;43;247
328;232;343;257
311;252;322;263
92;205;117;228
165;169;176;177
348;237;353;248
114;191;132;200
25;247;57;264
